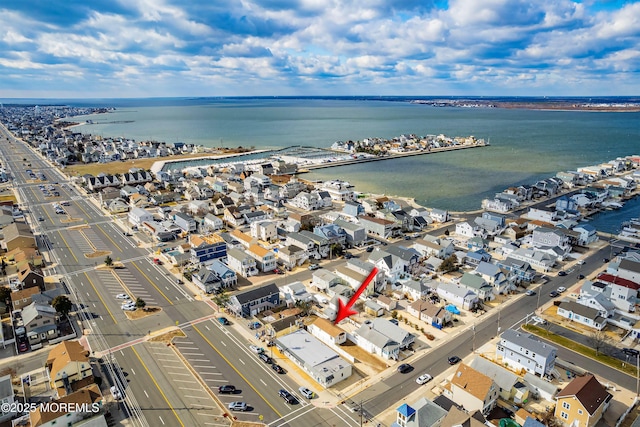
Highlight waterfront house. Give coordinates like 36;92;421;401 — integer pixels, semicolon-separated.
429;208;449;223
497;329;557;377
342;201;364;218
189;234;227;265
318;180;356;202
555;374;611;427
557;301;606;330
435;282;478;310
443;363;498;415
526;207;559;223
226;247;258;277
455;221;478;238
228;283;280;317
392;398;447;427
247;244;276;272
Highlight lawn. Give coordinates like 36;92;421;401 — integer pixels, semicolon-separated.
522;324;639;377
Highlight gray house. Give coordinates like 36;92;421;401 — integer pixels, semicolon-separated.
497;329;557;377
227;283;280;318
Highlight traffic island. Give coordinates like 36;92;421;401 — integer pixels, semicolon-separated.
123;306;162;320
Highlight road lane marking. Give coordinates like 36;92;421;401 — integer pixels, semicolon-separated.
83;272;117;324
95;223;123;252
260;379;267;386
220;341;226;347
205;325;210;331
159;416;165;425
130;261;174;305
131;368;136;375
238;358;244;365
144;390;149;398
131;347;185;427
192;325;283;417
179;387;202;391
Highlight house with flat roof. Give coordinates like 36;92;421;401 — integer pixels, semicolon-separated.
189;234;227;265
275;329;351;387
391;398;447;427
226;247;258;277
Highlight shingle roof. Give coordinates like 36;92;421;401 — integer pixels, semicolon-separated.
557;374;611;415
232;283;279;305
500;329;557;358
451;363;495;402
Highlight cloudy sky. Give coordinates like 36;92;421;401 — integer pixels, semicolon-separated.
1;0;639;98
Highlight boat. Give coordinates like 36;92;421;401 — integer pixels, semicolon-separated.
602;201;624;210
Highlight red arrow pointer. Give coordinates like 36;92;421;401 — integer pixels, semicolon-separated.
334;267;379;324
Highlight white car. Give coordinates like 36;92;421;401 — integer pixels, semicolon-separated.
531;316;547;325
121;303;136;311
110;386;123;400
416;374;433;385
249;345;264;354
557;287;567;293
299;386;315;399
116;294;130;300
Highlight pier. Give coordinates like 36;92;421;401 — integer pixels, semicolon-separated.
300;141;489;171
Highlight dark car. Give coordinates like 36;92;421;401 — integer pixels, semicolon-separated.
623;348;640;356
557;271;567;276
603;258;610;263
258;353;272;364
577;274;585;280
397;363;412;373
279;389;298;404
248;321;261;330
344;252;354;259
18;342;28;352
217;317;230;325
218;385;236;394
366;246;374;253
549;290;560;298
448;356;461;365
272;364;286;374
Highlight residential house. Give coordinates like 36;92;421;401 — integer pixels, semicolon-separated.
17;266;45;291
509;248;555;272
430;208;449;223
227;283;280;317
230;228;258;249
555;374;612;427
280;281;313;305
455;221;478;238
208;259;237;288
411;236;455;259
174;212;197;233
391;398;447;427
189;234;227;265
497;329;557;377
191;267;224;294
435;282;479;310
334;219;366;247
557;301;607;330
0;374;16;422
289;191;323;210
358;215;396;239
27;384;103;427
203;213;224;231
353;319;415;360
401;280;430;301
475;261;513;295
287;230;330;259
459;273;494;301
247;244;276;272
250;220;277;243
312;269;342;292
469;357;524;402
10;287;41;310
308;317;347;346
121;171;153;186
45;340;93;397
497;257;537;282
594;273;639;312
128;207;153;226
313;224;347;246
1;222;36;251
342;201;364;218
226;247;258;277
616;259;640;284
576;292;616;319
407;300;451;329
443;363;498;415
22;302;58;345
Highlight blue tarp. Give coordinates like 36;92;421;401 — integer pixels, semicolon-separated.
445;304;460;314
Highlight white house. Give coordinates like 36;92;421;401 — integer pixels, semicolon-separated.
557;301;607;330
353;319;415;360
226;247;258;277
128;207;153;226
436;282;479;310
250;220;277;243
308;318;347;346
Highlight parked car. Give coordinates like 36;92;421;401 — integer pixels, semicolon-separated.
228;402;248;411
110;386;123;400
623;348;640;356
532;316;547;325
248;321;261;330
557;287;566;293
279;389;298;404
549;290;560;298
273;268;285;274
448;356;461;365
258;353;272;364
577;274;585;280
121;303;136;311
416;374;433;385
116;294;130;299
366;246;374;253
272;364;285;374
525;290;536;296
299;387;314;399
397;363;412;374
18;342;28;352
603;258;610;263
217;317;230;325
557;271;567;276
249;345;265;354
153;258;162;265
308;263;320;271
218;385;236;394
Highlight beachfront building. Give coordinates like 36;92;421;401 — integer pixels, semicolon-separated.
317;180;356;202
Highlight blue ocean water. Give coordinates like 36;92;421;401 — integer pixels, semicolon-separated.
59;98;640;219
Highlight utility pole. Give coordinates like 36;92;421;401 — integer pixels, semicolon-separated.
472;324;476;353
636;354;639;397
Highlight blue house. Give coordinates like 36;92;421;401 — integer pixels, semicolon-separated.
342;201;364;217
228;283;280;317
189;234;227;265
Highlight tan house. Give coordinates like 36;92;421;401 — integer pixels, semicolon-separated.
555;374;612;427
46;341;94;397
28;383;103;427
1;222;36;252
10;287;40;310
308;318;347;346
443;363;499;415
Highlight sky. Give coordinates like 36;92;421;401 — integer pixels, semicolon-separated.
1;0;639;98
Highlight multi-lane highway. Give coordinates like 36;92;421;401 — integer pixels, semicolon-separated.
1;122;632;427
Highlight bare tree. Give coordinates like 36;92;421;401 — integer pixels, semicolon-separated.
587;330;613;356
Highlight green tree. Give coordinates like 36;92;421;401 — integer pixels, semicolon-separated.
212;290;231;312
295;300;313;317
0;286;11;304
391;310;398;319
135;297;146;310
104;256;113;267
438;254;459;273
51;295;73;317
